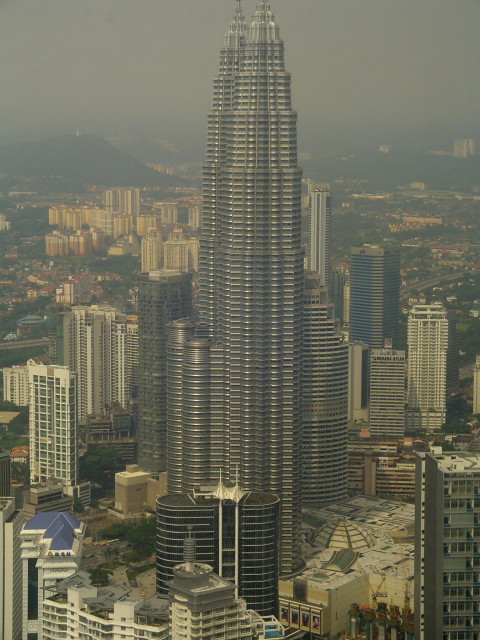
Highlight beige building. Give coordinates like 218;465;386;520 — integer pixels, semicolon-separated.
136;214;159;237
3;360;34;406
141;229;163;272
188;205;202;230
90;208;114;236
104;187;140;216
45;230;70;256
280;496;414;637
114;465;166;516
155;202;178;225
163;232;199;271
113;213;134;238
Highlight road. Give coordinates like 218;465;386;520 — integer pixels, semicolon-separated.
400;270;480;302
0;337;48;350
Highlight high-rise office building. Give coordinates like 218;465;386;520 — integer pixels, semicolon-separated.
369;348;405;438
104;187;140;216
195;0;304;575
28;364;78;488
167;320;225;493
62;306;138;422
415;450;480;640
406;304;448;431
349;245;400;349
137;270;192;473
309;189;331;287
348;341;369;423
157;482;279;616
302;274;348;506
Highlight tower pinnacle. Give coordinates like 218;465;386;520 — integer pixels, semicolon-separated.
225;0;246;48
248;0;280;43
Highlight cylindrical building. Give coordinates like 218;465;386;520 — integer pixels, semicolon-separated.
156;483;279;617
136;270;192;473
302;273;349;507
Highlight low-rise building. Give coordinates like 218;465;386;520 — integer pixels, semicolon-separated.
20;512;85;640
42;572;169;640
114;465;166;517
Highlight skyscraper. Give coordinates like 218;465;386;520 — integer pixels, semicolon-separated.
302;273;348;506
309;189;331;287
369;348;405;438
137;270;192;473
194;0;304;574
28;364;78;488
406;304;448;431
62;306;138;423
349;245;400;349
415;450;480;640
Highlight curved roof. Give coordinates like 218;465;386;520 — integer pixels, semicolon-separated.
315;520;376;552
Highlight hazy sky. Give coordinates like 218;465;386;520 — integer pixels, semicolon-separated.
1;0;480;156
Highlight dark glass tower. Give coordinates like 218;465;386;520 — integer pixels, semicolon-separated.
349;245;400;349
136;270;192;473
156;483;279;616
195;0;304;575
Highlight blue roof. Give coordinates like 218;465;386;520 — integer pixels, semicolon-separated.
24;512;81;551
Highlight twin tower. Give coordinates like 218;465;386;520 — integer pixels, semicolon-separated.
138;1;331;579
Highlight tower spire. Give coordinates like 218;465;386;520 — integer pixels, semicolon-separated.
225;0;246;48
248;0;280;43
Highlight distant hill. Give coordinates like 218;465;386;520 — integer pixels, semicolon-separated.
0;134;180;192
304;150;480;191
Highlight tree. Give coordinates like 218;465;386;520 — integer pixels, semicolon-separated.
88;568;111;586
79;448;124;490
72;498;84;514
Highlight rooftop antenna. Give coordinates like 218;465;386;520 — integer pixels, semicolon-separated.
184;526;196;571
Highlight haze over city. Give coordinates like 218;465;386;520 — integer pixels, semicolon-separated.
1;0;480;157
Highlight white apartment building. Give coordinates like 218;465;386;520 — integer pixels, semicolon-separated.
21;512;85;640
42;572;169;640
0;498;23;640
28;364;78;487
62;306;138;421
169;562;252;640
406;304;448;431
3;359;34;406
